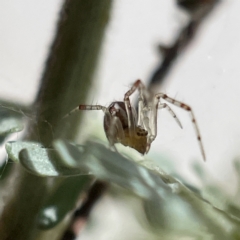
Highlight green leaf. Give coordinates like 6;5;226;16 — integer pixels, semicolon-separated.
19;147;89;177
0;117;24;135
142;161;240;238
5;141;90;177
54;140;240;238
0;108;24;138
37;176;90;229
54;140;170;200
5;141;42;162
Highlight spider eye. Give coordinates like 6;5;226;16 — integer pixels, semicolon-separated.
136;128;148;136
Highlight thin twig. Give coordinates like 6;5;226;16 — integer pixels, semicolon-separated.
148;0;219;91
61;181;108;240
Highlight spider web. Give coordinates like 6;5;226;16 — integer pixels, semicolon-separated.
0;103;55;179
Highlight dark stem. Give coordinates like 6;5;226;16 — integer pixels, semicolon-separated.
148;0;219;91
61;181;108;240
0;1;112;240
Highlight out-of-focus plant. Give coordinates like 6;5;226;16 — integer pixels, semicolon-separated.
0;1;112;240
4;138;240;239
0;0;240;240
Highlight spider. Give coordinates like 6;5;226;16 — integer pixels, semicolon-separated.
66;80;206;160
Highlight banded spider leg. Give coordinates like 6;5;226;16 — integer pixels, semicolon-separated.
64;79;206;159
149;93;206;160
64;104;125;149
124;79;183;153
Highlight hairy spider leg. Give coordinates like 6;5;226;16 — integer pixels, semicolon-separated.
139;106;152;153
137;93;144;127
136;81;149;127
104;108;125;146
154;93;206;160
158;103;183;129
126;80;153;152
124;80;183;154
124;79;148;137
126;80;183;152
64;104;125;150
63;105;107;118
142;103;183;153
139;106;151;132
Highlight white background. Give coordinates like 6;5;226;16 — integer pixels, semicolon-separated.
0;0;240;238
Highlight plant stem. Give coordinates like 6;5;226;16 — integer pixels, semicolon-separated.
0;1;112;239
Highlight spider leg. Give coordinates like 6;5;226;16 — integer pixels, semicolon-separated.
139;106;151;133
107;112;125;143
105;112;125;151
63;105;107;118
155;93;206;161
124;80;143;135
137;96;144;127
124;79;148;136
125;79;155;153
158;103;183;129
64;104;125;151
140;103;183;153
139;106;153;154
137;95;150;128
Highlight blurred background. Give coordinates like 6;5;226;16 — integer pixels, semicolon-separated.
0;0;240;239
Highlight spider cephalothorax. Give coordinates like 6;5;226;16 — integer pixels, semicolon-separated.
66;80;206;160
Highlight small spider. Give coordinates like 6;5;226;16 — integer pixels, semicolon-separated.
66;80;206;160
